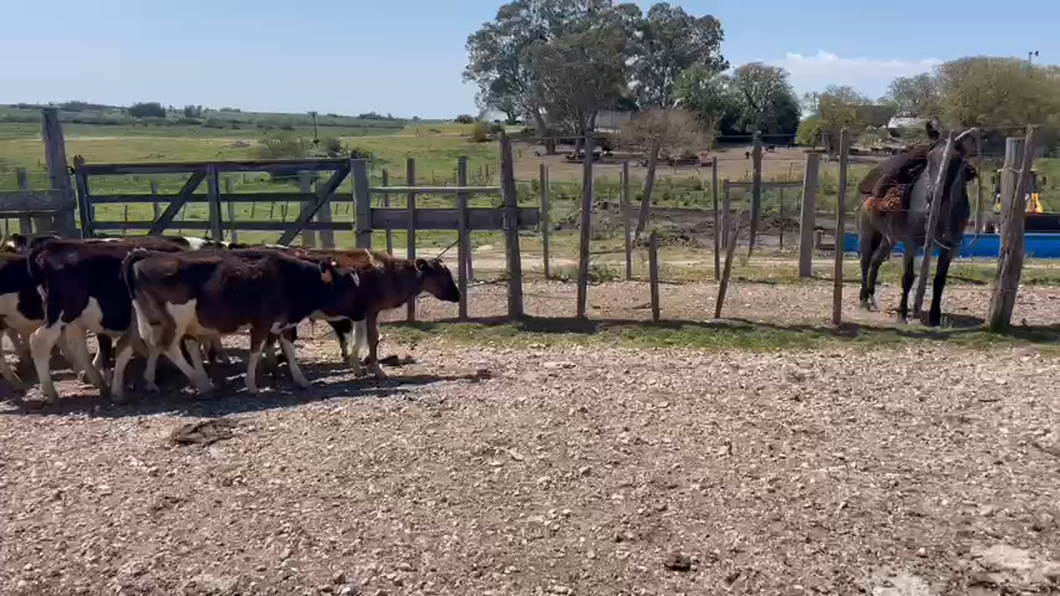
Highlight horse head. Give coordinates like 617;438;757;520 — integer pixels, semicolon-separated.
922;127;977;250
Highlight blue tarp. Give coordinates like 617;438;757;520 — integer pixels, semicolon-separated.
841;232;1060;259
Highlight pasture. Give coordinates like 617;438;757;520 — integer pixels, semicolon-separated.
1;118;1060;595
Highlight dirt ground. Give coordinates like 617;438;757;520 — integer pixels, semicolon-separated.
1;281;1059;595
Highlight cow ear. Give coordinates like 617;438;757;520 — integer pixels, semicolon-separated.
319;261;334;284
415;258;429;272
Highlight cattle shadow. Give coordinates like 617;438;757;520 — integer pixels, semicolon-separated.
0;359;477;419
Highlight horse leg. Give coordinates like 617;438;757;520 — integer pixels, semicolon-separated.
927;247;954;327
896;248;916;324
866;237;893;311
858;232;880;309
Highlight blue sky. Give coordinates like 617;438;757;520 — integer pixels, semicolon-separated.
2;0;1055;118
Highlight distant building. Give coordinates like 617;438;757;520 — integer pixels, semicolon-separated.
886;116;928;132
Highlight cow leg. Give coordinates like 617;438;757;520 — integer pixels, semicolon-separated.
0;341;26;392
365;314;387;379
245;328;270;395
205;335;230;365
64;323;109;397
896;248;917;324
350;319;368;376
110;335;139;403
329;319;352;361
184;337;210;385
29;321;64;403
142;344;162;392
278;333;311;389
927;247;954;327
162;339;213;395
97;335;114;388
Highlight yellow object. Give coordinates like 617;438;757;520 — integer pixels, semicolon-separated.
993;193;1043;214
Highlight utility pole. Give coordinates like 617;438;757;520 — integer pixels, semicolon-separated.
1028;50;1039;68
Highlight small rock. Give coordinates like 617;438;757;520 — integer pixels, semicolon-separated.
332;572;347;586
395;562;413;572
339;587;359;596
663;552;692;572
578;466;592;477
549;586;572;595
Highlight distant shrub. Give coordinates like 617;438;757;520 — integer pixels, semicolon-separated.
202;117;227;129
128;102;166;118
176;117;203;126
490;123;504;134
253;133;310;160
280;124;295;131
183;105;204;118
470;121;491;143
348;146;374;160
220;107;241;113
322;136;344;156
455;114;476;124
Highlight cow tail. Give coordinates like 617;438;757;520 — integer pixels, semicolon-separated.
121;248;150;297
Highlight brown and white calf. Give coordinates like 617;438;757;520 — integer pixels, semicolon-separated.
277;249;460;378
26;237;187;402
119;248;367;395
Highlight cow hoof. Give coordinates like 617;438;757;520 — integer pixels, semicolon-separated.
369;365;388;379
144;381;161;393
859;299;871;311
350;365;367;378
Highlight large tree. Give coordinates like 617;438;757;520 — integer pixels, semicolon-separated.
814;85;872;152
885;73;940;118
933;56;1060;128
728;62;800;135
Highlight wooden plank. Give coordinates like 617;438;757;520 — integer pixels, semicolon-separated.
72;156;96;238
352;159;372;249
406;157;417;322
370;208;539;231
711;158;719;280
540;163;551;279
913;132;956;319
94;220;352;232
714;211;741;319
648;230;660;322
798;153;820;278
275;162;351;246
41;107;76;236
317;175;335;249
79;158;349;175
206;165;222;241
147;170;206;236
988;129;1035;332
224;178;238;243
457;158;470;320
723;180;803;190
576;133;594;319
748;130;763;257
298;172;317;248
832;129;849;326
622;160;632;281
381;169;393;254
370;185;500;194
500;132;524;318
974;128;985;234
88;192;323;204
0;191;76;212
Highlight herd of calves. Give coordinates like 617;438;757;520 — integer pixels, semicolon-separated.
0;233;461;406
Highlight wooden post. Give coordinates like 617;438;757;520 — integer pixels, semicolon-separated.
317;173;335;249
405;157;417;322
748;131;763;257
206;165;222;241
41;107;76;236
150;180;161;220
576;133;594;319
913;132;956;319
778;188;785;249
457;157;470;320
832;130;849;326
298;172;316;248
711;157;720;280
714;211;741;319
540;163;551;279
351;159;372;249
381;169;393;255
798;153;820;278
648;231;660;322
224;177;238;243
974;128;985;235
635;138;660;240
721;180;732;252
71;155;94;238
499;132;525;318
622;160;633;281
14;168;32;235
989;130;1035;332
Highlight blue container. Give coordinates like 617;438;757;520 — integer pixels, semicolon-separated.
842;231;1060;259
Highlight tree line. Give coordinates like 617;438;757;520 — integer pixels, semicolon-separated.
465;1;1060;155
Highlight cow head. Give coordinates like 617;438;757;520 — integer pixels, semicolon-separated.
320;260;370;322
924;128;977;250
415;258;461;302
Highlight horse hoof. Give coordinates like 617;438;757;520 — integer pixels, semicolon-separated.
859;299;872;311
896;315;908;325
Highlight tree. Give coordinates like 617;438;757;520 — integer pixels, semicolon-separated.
128;102;167;119
885;73;940;118
795;115;823;148
933;57;1060;128
455;114;476;124
729;62;800;134
814;85;871;152
183;105;204;119
629;2;727;110
675;66;737;132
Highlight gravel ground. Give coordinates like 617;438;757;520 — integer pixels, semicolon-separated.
1;281;1059;595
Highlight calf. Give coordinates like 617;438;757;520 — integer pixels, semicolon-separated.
279;249;460;378
120;248;366;395
0;253;45;390
26;237;186;402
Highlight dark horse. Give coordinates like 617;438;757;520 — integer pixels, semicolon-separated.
856;123;978;327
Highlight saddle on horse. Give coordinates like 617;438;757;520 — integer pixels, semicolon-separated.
859;145;933;213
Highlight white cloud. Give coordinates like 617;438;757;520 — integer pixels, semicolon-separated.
767;51;943;99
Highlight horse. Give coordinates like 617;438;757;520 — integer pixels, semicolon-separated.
856;125;978;327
